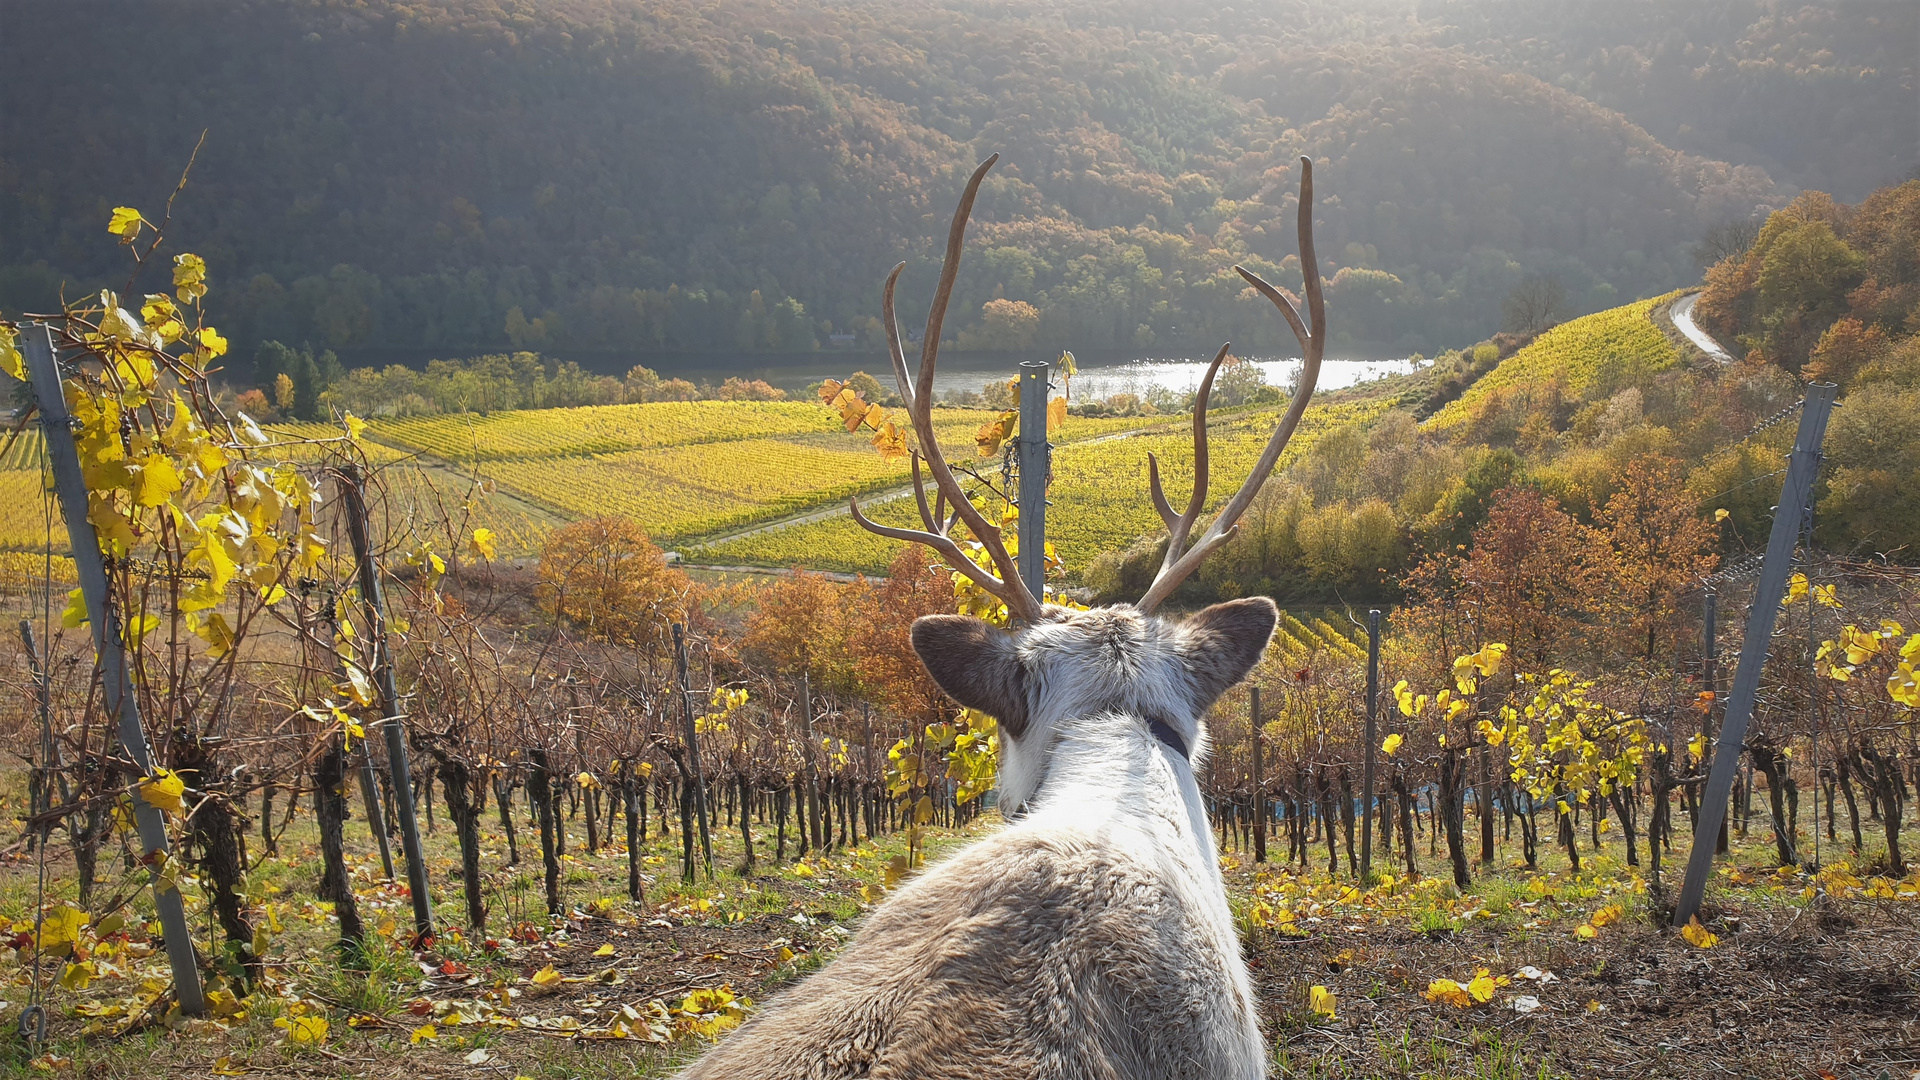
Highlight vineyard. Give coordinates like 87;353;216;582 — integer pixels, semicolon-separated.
1425;292;1688;431
687;397;1391;575
371;401;850;462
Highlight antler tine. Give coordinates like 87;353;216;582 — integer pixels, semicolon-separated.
909;451;937;531
1138;157;1326;614
1145;341;1231;560
881;262;914;411
850;153;1044;623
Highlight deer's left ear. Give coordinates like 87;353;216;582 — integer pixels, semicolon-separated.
912;615;1029;738
1178;597;1278;710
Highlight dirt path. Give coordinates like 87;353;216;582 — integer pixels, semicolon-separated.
1672;292;1734;362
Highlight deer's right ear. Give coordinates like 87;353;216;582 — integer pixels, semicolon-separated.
911;615;1028;738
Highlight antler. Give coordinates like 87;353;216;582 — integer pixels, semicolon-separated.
849;155;1046;624
1136;156;1327;613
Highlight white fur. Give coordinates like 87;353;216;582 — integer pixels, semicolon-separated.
677;601;1272;1080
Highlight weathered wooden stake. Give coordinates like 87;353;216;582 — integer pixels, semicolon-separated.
1250;687;1266;863
1675;383;1837;926
1361;607;1381;879
337;463;434;940
22;326;205;1013
1017;360;1050;606
673;623;714;879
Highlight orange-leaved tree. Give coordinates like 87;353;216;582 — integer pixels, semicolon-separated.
1599;455;1719;664
538;517;689;661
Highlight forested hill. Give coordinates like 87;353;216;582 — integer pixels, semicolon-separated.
0;1;1910;366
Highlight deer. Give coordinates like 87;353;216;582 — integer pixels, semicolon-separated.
677;153;1327;1080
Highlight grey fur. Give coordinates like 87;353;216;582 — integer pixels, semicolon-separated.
676;599;1278;1080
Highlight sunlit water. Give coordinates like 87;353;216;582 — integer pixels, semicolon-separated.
926;356;1423;401
565;349;1424;401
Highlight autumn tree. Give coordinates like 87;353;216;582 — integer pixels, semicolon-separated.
538;517;690;659
1413;486;1617;673
741;570;866;695
1599;455;1719;663
853;551;960;727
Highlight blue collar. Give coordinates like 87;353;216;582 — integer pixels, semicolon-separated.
1148;717;1190;760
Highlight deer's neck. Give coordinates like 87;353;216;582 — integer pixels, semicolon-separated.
1019;712;1221;876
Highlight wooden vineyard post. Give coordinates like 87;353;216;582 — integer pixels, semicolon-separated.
19;621;68;834
1703;589;1728;855
1674;383;1837;927
355;738;395;881
1361;608;1381;880
1016;360;1050;606
337;463;435;940
21;326;206;1014
863;700;877;841
673;623;714;880
1250;687;1266;863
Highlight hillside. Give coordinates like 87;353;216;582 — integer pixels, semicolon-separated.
5;0;1896;372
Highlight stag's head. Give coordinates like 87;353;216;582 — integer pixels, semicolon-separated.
850;153;1327;810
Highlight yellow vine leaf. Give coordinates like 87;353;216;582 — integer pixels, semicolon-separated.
60;588;88;629
38;905;88;950
1467;969;1498;1003
1047;395;1067;432
107;206;143;241
870;420;907;461
1309;984;1336;1019
1589;904;1623;928
276;1015;329;1044
341;665;377;709
140;769;187;813
469;527;497;562
410;1024;437;1044
1424;978;1472;1008
0;325;23;380
593;943;616;957
1574;923;1597;939
1381;733;1403;756
173;253;209;302
1891;662;1919;708
58;961;95;991
1681;917;1719;949
343;412;367;441
530;964;563;988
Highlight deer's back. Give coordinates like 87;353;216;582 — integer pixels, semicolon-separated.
676;825;1263;1080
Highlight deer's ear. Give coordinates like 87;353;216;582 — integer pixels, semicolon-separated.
911;615;1028;738
1179;597;1278;710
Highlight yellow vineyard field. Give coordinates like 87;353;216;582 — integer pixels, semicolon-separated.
0;471;57;550
482;437;919;544
0;428;44;470
1426;291;1687;429
371;400;845;461
689;398;1387;576
374;400;1147;462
